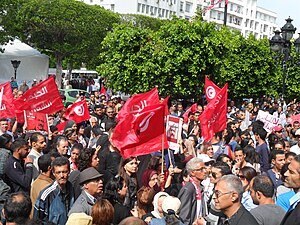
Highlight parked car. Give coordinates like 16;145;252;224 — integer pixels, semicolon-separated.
59;89;90;103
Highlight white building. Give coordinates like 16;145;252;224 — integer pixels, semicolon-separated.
80;0;277;38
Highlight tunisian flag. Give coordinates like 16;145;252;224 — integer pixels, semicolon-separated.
117;87;160;121
183;103;198;123
112;103;168;158
205;76;221;102
14;76;63;114
200;83;228;142
64;100;90;123
0;82;15;118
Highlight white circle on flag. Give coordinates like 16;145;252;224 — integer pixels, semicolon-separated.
206;86;216;99
74;105;84;116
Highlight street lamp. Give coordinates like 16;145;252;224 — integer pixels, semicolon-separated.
11;60;21;80
269;17;300;99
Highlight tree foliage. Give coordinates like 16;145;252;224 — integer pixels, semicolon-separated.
1;0;120;85
98;18;283;100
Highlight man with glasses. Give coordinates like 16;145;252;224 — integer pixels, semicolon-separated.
211;175;258;225
34;157;74;225
178;157;207;225
68;167;103;216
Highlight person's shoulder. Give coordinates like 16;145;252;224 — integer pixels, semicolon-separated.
39;181;58;201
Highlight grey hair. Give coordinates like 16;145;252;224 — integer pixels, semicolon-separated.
218;174;244;198
186;157;203;174
56;136;68;147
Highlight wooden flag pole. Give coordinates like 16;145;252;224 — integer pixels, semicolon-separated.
167;148;173;168
161;134;164;175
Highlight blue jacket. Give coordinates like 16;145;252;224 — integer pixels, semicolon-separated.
33;181;74;225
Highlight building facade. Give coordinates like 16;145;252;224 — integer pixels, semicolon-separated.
80;0;277;39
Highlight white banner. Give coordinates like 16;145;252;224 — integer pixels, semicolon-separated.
256;110;280;132
166;115;183;153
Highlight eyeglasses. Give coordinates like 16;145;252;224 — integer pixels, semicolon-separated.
194;167;206;172
237;174;246;180
210;172;217;179
213;190;233;198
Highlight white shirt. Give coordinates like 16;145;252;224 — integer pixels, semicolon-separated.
290;144;300;155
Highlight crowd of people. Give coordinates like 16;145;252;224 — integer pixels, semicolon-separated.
2;78;300;225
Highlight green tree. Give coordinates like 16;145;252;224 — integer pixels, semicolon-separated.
98;18;281;100
1;0;119;86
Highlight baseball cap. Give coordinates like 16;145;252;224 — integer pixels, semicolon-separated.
162;196;181;217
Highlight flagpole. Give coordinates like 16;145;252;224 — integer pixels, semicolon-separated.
23;110;27;132
161;134;164;175
46;114;50;134
167;148;173;168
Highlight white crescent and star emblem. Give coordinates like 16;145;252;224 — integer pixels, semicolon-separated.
206;86;216;100
74;105;84;116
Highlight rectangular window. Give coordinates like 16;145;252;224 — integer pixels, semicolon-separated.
137;3;141;12
142;4;145;13
111;4;114;11
146;5;149;14
180;2;184;12
186;2;191;12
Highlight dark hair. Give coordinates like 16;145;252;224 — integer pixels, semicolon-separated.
243;145;260;165
270;150;285;162
240;166;257;183
92;126;103;137
216;154;232;163
38;154;52;173
118;157;137;183
164;210;181;225
71;143;83;152
0;118;8;122
77;147;97;171
49;125;58;133
234;146;244;154
91;199;114;225
252;175;274;198
212;161;231;176
103;176;125;204
30;132;44;144
147;156;161;171
51;157;70;172
254;127;267;140
240;138;253;148
4;192;32;224
63;128;76;139
0;133;12;148
11;138;28;152
285;152;296;159
49;150;61;159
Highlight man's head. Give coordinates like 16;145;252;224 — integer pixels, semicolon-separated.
51;157;70;188
254;127;267;141
3;192;31;224
213;175;243;213
30;132;46;153
234;148;246;164
284;155;300;190
80;167;103;197
273;126;283;139
210;161;231;184
177;103;183;112
249;175;274;205
0;118;9;133
56;136;69;156
273;140;285;151
94;104;104;116
106;107;115;118
11;138;30;160
285;152;296;164
186;158;207;182
38;154;53;174
270;150;285;172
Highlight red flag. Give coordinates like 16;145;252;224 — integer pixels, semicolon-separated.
183;103;198;123
64;100;90;123
100;86;106;95
161;95;170;116
14;76;64;114
0;82;15;118
117;87;160;121
25;111;49;133
200;83;228;142
121;133;169;159
56;121;68;134
112;103;168;157
205;76;221;102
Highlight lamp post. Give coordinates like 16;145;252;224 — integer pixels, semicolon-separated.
269;17;300;99
11;60;21;80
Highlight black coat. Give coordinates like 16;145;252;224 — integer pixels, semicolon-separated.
280;200;300;225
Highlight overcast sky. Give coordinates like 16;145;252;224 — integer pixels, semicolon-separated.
258;0;300;36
